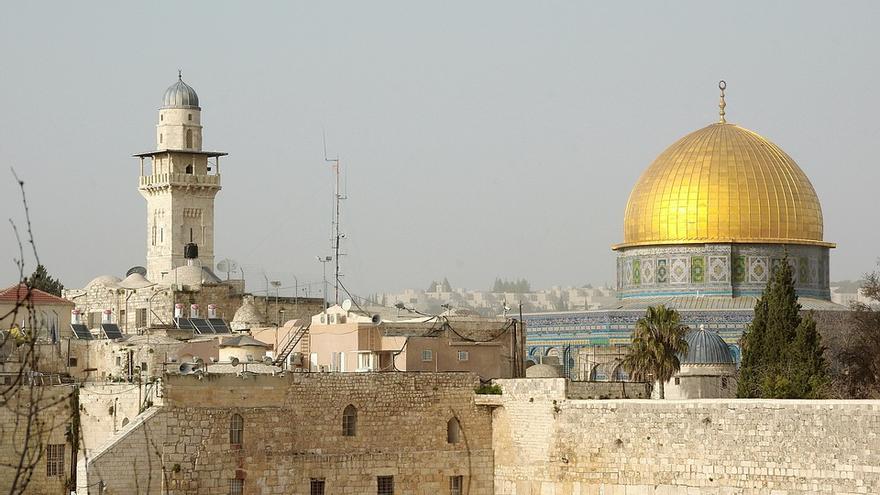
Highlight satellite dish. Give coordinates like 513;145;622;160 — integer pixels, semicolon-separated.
216;259;240;280
126;266;147;277
371;314;382;325
230;357;240;367
341;299;352;312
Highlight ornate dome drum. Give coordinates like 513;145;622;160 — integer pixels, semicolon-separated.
614;83;834;300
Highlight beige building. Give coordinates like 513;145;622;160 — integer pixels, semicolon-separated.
301;304;525;378
0;284;73;342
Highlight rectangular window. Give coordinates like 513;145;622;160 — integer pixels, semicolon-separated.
449;476;463;495
357;352;375;371
458;351;469;362
721;376;728;389
421;349;433;362
68;357;78;367
310;479;326;495
140;362;148;373
46;444;64;477
377;476;394;495
674;377;680;385
228;479;244;495
136;308;147;328
116;356;122;367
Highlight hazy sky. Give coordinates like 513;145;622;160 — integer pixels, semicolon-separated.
2;1;878;298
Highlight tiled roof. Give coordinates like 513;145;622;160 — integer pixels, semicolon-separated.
615;296;846;312
0;284;73;306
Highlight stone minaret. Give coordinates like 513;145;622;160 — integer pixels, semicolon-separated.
136;73;227;283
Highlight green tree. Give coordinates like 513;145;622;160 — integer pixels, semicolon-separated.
622;305;690;399
27;264;64;296
737;256;828;398
826;267;880;398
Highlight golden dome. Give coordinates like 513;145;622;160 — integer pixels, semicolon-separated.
615;122;834;249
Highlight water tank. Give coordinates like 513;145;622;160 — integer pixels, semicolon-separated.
184;243;199;260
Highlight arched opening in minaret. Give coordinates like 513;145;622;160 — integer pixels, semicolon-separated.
185;164;193;175
186;129;193;148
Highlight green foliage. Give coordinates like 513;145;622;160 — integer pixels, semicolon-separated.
28;264;64;296
737;256;829;398
622;305;690;399
475;383;502;395
492;277;531;293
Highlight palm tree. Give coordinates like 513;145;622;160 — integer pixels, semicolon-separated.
622;305;690;399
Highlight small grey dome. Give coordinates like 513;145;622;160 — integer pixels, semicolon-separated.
681;325;734;365
162;74;200;109
231;296;265;330
525;363;562;378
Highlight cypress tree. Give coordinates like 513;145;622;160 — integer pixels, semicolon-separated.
737;255;828;398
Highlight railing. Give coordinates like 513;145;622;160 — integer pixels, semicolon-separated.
274;325;310;367
139;173;221;188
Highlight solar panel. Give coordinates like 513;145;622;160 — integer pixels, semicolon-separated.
191;318;214;334
101;324;124;340
208;318;231;333
70;324;93;340
174;318;194;330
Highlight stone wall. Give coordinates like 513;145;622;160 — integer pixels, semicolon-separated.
78;407;167;495
79;382;161;458
566;380;650;399
492;378;880;495
0;385;76;495
82;372;495;494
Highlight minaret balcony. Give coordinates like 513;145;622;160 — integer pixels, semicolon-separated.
139;173;221;189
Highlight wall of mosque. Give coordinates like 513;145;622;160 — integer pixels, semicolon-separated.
492;378;880;495
616;243;830;299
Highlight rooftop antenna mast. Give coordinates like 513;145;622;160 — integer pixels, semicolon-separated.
324;130;346;305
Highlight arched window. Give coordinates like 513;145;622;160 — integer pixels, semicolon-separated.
186;129;193;148
447;418;461;444
342;405;357;436
230;413;243;446
159;133;163;144
185;164;193;174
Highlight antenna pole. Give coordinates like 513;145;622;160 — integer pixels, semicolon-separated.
324;132;345;306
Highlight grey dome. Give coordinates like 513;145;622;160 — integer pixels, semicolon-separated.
525;363;562;378
162;75;200;109
681;326;734;365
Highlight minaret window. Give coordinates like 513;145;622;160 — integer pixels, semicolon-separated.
152;226;156;246
160;114;164;121
185;164;193;174
159;133;163;144
190;228;193;243
186;129;193;148
188;113;192;121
